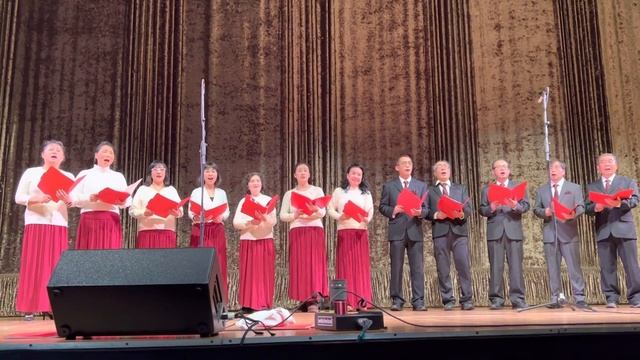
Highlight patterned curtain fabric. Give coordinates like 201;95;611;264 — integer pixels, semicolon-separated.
1;0;639;315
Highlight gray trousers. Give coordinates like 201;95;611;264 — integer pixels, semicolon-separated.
597;236;640;304
487;233;525;304
433;230;473;304
543;241;586;303
389;235;424;306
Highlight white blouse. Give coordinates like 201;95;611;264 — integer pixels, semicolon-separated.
128;185;184;232
71;165;131;214
187;187;230;222
15;167;74;226
327;187;374;230
279;186;326;229
233;194;277;240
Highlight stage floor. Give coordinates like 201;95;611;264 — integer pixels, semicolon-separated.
2;305;640;350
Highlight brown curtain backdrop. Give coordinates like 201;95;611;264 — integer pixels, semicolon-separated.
1;0;639;315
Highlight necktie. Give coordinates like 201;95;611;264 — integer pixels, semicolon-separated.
403;181;409;189
604;179;610;192
553;184;559;200
441;183;448;196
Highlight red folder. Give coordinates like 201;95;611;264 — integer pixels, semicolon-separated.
265;195;280;214
146;194;189;218
241;195;268;219
190;201;228;220
437;195;468;219
343;200;368;222
487;181;527;205
589;189;634;205
96;179;142;205
290;192;332;216
38;167;86;202
397;188;427;215
552;198;576;221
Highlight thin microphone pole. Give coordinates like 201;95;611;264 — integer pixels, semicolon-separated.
199;78;207;247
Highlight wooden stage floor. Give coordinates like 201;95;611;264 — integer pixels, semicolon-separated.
2;305;640;350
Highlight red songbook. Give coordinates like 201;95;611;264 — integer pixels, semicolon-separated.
96;178;142;205
146;194;189;218
343;200;368;222
265;195;280;214
397;188;427;215
37;167;86;202
552;198;576;221
487;181;527;205
290;192;332;216
589;189;634;205
437;195;468;219
241;195;267;219
190;201;228;220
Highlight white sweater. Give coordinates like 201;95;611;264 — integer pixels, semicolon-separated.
187;187;230;222
279;186;326;229
233;194;277;240
71;165;131;214
15;167;74;226
327;187;374;230
129;185;184;232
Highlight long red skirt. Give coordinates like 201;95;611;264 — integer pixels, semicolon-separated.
190;223;228;298
336;229;372;308
239;239;275;310
75;211;122;249
16;224;68;313
288;226;328;301
136;230;177;248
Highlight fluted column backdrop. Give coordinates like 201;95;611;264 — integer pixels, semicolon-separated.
1;0;639;315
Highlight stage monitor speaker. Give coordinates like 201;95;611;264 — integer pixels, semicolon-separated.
47;248;226;339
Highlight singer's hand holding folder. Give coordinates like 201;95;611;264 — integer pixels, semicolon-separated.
290;192;331;216
240;195;279;219
342;200;368;222
37;167;85;202
437;195;466;219
146;194;189;218
487;182;527;205
552;198;577;221
96;179;142;205
589;189;634;205
190;201;228;220
396;188;426;215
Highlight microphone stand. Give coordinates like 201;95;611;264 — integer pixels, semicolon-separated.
519;87;573;312
198;78;207;247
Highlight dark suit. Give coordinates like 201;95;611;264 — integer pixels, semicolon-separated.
533;180;586;303
585;175;640;305
426;182;473;305
379;178;429;307
478;180;529;306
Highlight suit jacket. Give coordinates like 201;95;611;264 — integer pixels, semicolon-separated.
478;180;530;241
379;178;429;241
426;182;473;238
585;175;639;241
533;180;585;243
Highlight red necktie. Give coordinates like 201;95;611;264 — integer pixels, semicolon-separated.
441;183;448;196
604;179;611;192
553;184;559;200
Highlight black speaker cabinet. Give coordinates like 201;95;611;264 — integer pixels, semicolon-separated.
47;248;226;339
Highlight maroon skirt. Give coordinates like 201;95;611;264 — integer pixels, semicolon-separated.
239;238;275;310
190;223;228;298
336;229;372;308
16;224;68;313
135;229;177;248
288;226;328;301
75;211;122;249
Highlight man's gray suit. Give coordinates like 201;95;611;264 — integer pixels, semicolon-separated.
478;180;529;306
533;180;586;303
585;175;640;305
379;178;428;307
426;182;473;305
